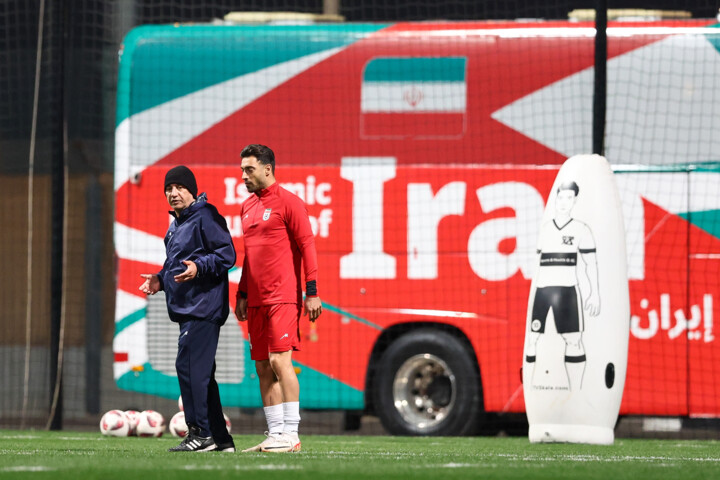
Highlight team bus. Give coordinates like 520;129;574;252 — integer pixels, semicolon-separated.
114;19;720;435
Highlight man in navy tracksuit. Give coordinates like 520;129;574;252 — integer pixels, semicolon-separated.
139;165;236;452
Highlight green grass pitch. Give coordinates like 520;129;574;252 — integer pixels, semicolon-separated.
0;430;718;480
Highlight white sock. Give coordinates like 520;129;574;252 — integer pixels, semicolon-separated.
282;401;300;434
263;404;284;436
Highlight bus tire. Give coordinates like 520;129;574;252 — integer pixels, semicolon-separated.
373;328;483;436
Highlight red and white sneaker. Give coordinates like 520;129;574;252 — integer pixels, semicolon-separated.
260;432;301;453
241;431;280;453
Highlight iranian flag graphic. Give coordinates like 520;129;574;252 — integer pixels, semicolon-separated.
360;56;467;138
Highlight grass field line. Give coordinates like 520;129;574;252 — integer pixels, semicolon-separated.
178;464;301;471
494;452;720;463
0;450;37;455
0;467;55;472
300;451;720;464
2;435;105;441
407;463;495;469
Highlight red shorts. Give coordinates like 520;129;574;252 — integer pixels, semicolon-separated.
247;303;301;361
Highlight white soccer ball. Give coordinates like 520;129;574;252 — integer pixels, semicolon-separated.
178;395;183;412
124;410;140;436
100;410;130;437
224;413;232;434
136;410;165;437
168;410;231;437
169;411;188;438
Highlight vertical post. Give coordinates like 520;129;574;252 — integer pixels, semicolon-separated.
592;0;607;156
85;174;102;414
48;0;67;431
323;0;340;16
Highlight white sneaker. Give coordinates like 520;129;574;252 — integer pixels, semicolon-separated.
241;432;281;453
260;432;301;453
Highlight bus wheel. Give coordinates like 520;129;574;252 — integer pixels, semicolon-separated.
373;329;482;436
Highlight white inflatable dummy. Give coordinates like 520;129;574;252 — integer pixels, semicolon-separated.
523;154;629;444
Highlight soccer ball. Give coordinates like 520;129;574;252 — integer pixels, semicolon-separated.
169;411;188;438
124;410;140;436
168;411;231;437
178;395;183;412
136;410;165;437
224;413;232;433
100;410;130;437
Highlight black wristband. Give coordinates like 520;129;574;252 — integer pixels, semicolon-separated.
238;290;247;299
305;280;317;296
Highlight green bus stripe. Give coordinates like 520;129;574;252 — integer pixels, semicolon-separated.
363;57;466;82
321;302;382;330
117;23;390;124
115;300;377;335
115;301;380;335
116;360;364;409
680;209;720;239
115;307;146;335
705;22;720;56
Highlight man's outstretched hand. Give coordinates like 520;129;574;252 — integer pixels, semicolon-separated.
174;260;197;283
139;274;160;295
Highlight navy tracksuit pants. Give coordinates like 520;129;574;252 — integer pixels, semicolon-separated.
176;320;232;442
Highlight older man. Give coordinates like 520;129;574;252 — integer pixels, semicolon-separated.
139;165;236;452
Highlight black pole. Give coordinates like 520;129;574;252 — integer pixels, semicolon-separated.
49;0;68;431
85;174;102;415
593;0;607;156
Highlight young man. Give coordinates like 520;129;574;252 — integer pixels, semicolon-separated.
525;180;600;391
235;144;322;453
139;165;236;452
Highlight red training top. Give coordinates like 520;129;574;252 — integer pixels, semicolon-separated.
238;182;318;306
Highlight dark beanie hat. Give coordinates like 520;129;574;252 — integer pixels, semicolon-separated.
164;165;198;198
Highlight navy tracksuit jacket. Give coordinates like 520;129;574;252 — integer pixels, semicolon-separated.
158;193;236;440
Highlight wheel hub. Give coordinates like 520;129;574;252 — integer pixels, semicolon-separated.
392;353;456;430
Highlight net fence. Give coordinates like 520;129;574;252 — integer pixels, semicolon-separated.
1;0;719;439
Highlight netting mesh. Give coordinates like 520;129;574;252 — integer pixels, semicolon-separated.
1;1;719;439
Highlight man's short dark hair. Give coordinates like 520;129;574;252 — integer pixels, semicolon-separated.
557;181;579;196
241;144;275;173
